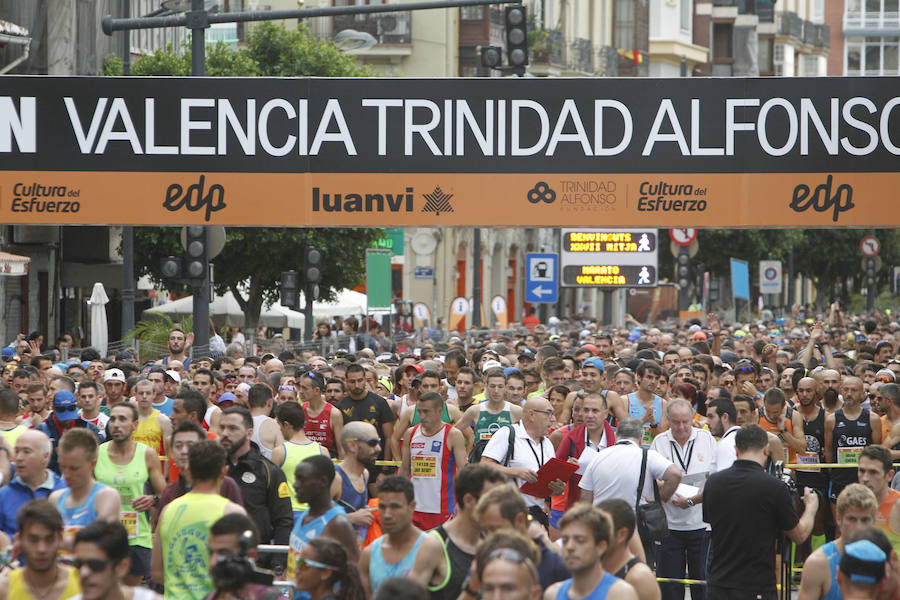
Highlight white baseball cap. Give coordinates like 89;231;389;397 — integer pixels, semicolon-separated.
103;368;125;383
164;370;181;384
482;359;502;373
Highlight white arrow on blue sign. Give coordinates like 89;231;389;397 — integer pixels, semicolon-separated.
526;253;558;304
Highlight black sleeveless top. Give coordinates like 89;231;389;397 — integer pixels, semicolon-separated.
797;407;827;489
831;408;873;487
615;556;643;579
431;524;474;600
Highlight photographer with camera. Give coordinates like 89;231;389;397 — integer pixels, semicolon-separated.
207;513;282;600
704;424;819;600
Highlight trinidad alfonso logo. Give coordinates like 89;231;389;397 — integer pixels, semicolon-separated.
422;187;454;216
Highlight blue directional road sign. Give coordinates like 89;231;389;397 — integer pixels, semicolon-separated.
526;253;558;303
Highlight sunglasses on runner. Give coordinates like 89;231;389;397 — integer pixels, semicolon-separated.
69;558;113;572
348;438;380;447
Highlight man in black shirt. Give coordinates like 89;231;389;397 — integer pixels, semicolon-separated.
219;406;293;574
704;423;818;599
337;363;396;490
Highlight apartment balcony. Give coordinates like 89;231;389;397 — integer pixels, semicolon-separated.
528;29;563;76
778;11;804;40
569;38;594;75
332;10;412;56
844;11;900;32
816;24;830;48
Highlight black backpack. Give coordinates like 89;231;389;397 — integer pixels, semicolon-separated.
468;424;516;465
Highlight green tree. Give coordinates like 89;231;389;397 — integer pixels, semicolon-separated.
112;23;379;329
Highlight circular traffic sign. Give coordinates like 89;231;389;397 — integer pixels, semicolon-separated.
764;267;778;281
861;235;881;257
670;228;697;246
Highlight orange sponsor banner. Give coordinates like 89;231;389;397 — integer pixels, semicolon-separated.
0;170;891;227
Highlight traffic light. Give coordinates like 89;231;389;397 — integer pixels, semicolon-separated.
505;5;528;70
480;45;503;69
305;247;322;301
160;256;182;279
866;257;877;286
676;249;691;290
184;226;207;286
280;270;299;309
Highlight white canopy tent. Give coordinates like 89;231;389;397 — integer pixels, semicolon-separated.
143;291;305;329
143;289;394;328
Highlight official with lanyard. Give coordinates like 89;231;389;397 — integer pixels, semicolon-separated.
650;399;718;600
480;397;562;528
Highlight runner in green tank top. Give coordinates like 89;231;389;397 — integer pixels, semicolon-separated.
95;402;166;585
271;402;328;516
454;368;524;453
152;439;246;600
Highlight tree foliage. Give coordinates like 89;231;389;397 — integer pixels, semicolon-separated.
658;229;900;308
112;23;379;328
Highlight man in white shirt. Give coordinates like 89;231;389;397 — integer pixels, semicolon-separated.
650;399;717;600
480;396;564;528
706;397;740;473
579;417;681;508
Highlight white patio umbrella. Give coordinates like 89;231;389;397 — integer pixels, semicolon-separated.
88;282;110;357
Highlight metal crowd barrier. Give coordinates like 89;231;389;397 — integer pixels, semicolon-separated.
256;544;295;596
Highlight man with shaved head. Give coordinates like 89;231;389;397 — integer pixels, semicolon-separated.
480;396;564;528
794;375;832;563
821;369;844;414
331;421;380;545
826;376;882;518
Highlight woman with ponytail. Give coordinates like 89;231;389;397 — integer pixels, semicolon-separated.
295;537;365;600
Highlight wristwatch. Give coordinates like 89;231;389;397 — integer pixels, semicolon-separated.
686;498;694;507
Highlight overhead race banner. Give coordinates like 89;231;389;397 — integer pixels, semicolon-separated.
1;75;899;227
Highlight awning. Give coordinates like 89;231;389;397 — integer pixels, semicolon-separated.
0;252;30;276
0;18;31;76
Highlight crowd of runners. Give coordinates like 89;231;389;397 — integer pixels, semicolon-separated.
1;307;900;600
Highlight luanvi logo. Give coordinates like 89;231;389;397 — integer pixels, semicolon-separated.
527;182;556;204
789;175;854;223
311;187;414;212
163;175;227;222
422;187;454;215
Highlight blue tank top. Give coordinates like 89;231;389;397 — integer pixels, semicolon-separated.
336;465;369;543
821;541;842;600
627;393;663;448
287;503;345;581
369;532;425;593
554;573;619;600
56;481;106;527
152;397;174;417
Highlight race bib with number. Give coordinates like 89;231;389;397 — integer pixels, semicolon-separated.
838;446;863;465
642;427;655;447
796;452;821;472
479;432;493;441
411;456;437;478
121;511;139;539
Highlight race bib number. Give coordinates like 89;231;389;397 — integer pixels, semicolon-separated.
479;432;493;441
838;446;863;465
122;511;139;539
642;427;655;447
797;452;821;472
412;456;437;478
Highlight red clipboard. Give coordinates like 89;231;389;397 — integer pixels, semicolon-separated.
519;458;579;497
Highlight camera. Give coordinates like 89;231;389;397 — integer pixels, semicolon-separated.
212;530;274;593
773;461;803;514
